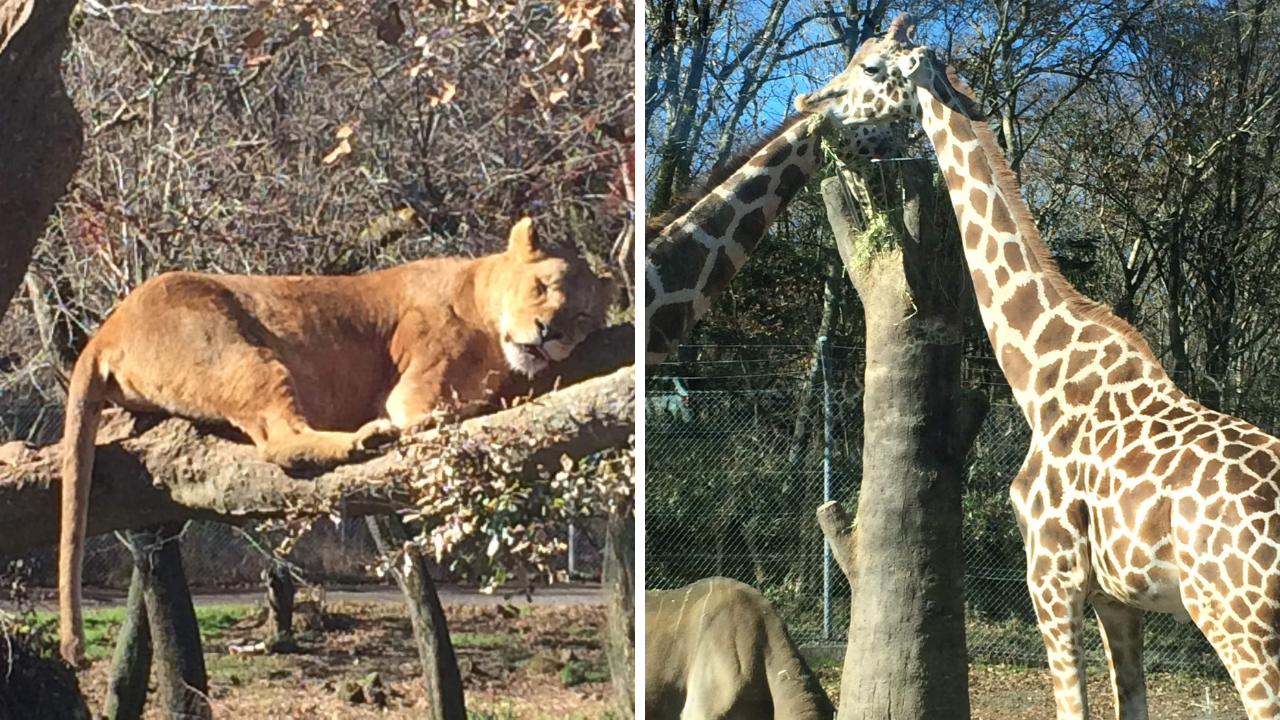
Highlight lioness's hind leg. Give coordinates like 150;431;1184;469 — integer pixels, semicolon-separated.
246;416;396;472
216;362;394;471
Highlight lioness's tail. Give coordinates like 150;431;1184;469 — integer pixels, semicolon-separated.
59;346;106;665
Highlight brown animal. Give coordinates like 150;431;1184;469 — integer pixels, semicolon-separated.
646;577;835;720
58;218;613;663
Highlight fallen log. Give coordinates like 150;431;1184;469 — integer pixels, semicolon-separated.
0;365;634;555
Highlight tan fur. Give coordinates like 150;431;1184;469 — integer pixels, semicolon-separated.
57;219;613;663
645;578;834;720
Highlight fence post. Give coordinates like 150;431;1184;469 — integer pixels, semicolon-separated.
821;334;833;641
568;522;577;576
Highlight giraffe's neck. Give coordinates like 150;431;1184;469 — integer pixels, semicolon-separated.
913;67;1171;424
645;115;827;365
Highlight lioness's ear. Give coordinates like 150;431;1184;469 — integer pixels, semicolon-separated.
507;218;543;260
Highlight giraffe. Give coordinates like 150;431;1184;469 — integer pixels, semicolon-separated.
796;13;1280;720
645;118;897;364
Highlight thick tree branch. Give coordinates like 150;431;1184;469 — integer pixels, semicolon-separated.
815;500;854;582
0;363;634;555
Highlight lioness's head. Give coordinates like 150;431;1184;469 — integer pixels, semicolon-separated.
492;218;614;375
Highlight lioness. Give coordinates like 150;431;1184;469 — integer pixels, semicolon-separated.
646;577;835;720
58;218;613;663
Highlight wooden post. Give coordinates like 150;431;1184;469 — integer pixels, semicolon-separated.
102;560;152;720
264;563;297;651
366;515;466;720
131;523;210;719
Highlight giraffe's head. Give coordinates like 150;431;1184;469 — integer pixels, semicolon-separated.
795;13;930;126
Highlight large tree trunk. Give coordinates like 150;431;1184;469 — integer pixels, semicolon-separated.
819;164;987;720
366;514;466;720
0;0;82;321
604;507;635;718
131;523;210;719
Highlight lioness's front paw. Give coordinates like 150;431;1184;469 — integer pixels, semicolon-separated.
355;419;400;452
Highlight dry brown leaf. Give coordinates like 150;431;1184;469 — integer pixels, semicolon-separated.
547;88;568;105
334;123;355;139
429;80;457;106
243;28;266;49
322;138;352;164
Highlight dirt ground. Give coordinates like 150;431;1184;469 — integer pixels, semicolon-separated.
813;661;1246;719
77;600;616;719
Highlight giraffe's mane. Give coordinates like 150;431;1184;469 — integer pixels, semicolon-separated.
941;64;1160;362
645;115;809;246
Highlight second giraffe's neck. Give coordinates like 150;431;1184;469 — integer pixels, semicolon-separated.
913;66;1170;417
645;114;827;364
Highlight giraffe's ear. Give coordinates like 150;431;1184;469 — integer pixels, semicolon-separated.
896;48;924;78
507;218;543;260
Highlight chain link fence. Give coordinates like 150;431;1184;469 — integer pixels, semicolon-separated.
646;344;1280;676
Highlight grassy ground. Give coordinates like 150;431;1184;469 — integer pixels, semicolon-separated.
70;600;617;719
35;605;247;661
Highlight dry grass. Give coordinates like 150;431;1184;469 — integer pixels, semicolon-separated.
76;599;616;718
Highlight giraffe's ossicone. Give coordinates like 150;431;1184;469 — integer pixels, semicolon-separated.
801;13;1280;720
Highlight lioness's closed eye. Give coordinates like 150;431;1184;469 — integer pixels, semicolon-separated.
56;218;614;664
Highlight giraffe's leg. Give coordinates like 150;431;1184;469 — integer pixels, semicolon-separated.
1180;573;1280;720
1028;572;1091;720
1092;596;1148;720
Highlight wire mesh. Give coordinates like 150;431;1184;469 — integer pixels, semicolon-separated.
646;344;1261;676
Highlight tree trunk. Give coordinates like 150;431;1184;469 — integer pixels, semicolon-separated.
103;561;152;720
264;563;297;651
365;514;466;720
820;164;987;720
815;500;854;585
131;523;210;719
0;0;83;322
604;507;635;719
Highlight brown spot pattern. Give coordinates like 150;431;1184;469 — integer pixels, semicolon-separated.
969;187;988;217
972;269;993;307
948;110;977;142
1003;282;1044;338
1035;316;1074;355
1005;243;1027;272
969;150;992;185
653;229;709;291
1001;344;1031;391
991;194;1016;234
964;221;983;250
1065;349;1096;378
733;208;769;254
